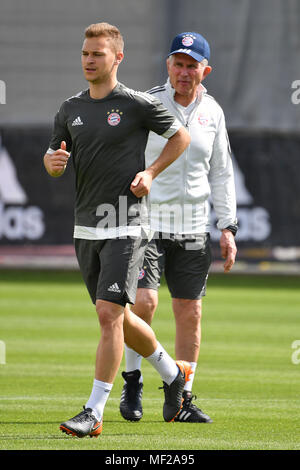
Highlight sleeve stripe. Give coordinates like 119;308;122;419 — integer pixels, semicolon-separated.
146;85;166;95
161;118;182;139
132;90;155;104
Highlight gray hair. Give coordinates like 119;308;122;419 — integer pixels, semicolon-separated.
167;55;208;66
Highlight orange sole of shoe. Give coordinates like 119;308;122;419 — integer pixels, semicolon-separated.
167;397;184;423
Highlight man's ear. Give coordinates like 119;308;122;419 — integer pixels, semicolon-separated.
115;52;124;65
166;57;171;73
202;65;212;80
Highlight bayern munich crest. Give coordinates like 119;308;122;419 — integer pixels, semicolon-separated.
138;268;145;280
107;109;123;126
182;36;194;47
198;114;209;126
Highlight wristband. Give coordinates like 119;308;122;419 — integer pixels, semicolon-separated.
224;224;238;236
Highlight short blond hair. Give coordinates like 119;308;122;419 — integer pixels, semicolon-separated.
84;23;124;53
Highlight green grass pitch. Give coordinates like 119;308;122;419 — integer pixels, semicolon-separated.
0;269;299;450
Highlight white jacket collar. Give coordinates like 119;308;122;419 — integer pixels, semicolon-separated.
165;78;207;103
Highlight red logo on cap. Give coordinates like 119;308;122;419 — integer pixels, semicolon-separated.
182;36;194;47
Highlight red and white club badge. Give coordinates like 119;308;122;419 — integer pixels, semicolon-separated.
182;36;194;47
138;268;145;280
107;109;123;126
198;114;209;126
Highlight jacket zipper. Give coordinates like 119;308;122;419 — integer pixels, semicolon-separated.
168;99;198;234
182;120;189;216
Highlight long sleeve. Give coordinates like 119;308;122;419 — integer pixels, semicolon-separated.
208;110;237;230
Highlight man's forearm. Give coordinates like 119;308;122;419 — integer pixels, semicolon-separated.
130;127;190;198
146;127;190;179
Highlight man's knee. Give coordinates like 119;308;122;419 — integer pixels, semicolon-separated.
132;288;158;324
173;299;202;325
96;300;124;330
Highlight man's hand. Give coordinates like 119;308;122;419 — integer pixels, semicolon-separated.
220;229;237;273
130;169;154;198
44;141;70;177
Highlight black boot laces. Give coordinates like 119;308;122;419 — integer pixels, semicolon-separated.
184;394;203;411
72;407;95;423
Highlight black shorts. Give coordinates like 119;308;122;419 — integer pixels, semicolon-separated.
138;233;212;299
75;236;147;307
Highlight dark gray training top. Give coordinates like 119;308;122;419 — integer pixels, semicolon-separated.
47;82;180;239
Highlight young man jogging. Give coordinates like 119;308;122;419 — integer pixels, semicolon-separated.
44;23;191;438
121;32;237;424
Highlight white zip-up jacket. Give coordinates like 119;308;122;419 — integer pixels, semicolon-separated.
145;79;237;235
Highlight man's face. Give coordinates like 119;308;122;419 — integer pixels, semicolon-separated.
81;36;122;84
167;53;211;99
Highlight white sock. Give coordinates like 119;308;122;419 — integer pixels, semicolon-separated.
145;342;178;385
85;379;113;421
183;362;197;392
124;344;143;383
